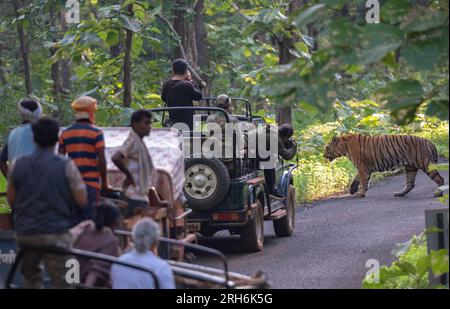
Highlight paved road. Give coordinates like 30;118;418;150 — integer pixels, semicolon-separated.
197;171;449;289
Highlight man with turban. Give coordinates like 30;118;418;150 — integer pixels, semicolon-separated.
0;98;43;178
59;96;110;222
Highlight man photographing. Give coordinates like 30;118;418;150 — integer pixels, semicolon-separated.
161;59;203;130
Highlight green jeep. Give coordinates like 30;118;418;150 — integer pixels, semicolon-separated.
150;98;297;252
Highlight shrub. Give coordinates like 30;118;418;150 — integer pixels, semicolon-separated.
363;232;449;289
293;155;355;203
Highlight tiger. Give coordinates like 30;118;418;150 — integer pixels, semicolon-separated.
323;134;445;198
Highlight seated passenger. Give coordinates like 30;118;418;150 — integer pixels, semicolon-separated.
74;201;121;287
110;218;175;289
206;94;241;159
206;94;239;128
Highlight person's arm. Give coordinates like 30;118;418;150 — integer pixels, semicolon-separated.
6;159;16;206
111;150;135;189
98;149;110;191
95;131;110;192
187;82;203;101
70;220;94;241
7;181;15;207
58;134;66;155
0;144;8;179
279;138;297;161
161;83;167;103
66;160;87;208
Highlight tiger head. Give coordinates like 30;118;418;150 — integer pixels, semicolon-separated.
323;135;346;162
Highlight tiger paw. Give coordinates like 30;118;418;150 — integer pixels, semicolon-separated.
355;192;366;198
349;183;359;195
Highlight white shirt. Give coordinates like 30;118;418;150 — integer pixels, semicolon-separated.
110;249;175;289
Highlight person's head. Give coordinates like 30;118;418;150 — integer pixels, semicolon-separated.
71;96;98;123
172;58;188;77
93;201;121;231
132;218;160;253
214;94;232;112
130;109;153;138
18;98;42;123
31;117;60;148
278;124;294;141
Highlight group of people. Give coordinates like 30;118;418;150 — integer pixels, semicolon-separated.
2;97;174;288
0;58;207;289
0;58;297;289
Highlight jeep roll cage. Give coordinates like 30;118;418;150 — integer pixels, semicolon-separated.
155;106;231;128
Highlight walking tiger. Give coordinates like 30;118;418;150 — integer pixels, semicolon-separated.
323;134;445;198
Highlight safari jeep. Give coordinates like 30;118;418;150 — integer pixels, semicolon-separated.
150;97;298;252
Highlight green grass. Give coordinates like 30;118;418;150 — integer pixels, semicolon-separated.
0;176;5;191
0;175;9;214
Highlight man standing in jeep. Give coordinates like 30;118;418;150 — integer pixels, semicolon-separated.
161;59;203;130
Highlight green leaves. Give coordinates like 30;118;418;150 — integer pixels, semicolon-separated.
402;9;447;33
379;79;424;109
105;30;119;46
363;233;449;289
120;14;142;33
377;79;426;124
359;24;403;65
426;100;449;120
381;0;411;24
395;261;418;275
430;249;449;277
402;41;440;71
74;66;91;80
98;5;121;19
254;8;288;25
294;4;325;28
250;0;449;122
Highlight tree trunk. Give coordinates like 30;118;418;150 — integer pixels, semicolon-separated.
0;57;8;87
12;0;32;95
122;4;133;108
49;6;61;99
59;8;71;92
275;0;306;125
275;102;292;126
194;0;209;94
172;0;198;70
307;24;318;51
276;33;295;125
194;0;208;81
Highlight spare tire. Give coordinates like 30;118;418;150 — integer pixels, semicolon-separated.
184;158;231;210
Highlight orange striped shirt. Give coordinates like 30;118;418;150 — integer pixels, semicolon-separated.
59;122;105;189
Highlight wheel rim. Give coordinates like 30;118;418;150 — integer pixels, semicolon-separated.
185;164;218;200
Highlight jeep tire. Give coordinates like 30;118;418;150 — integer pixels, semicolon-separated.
184;158;230;210
240;200;264;252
